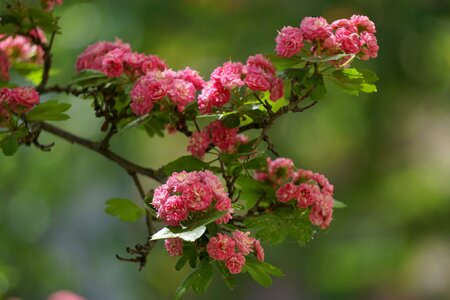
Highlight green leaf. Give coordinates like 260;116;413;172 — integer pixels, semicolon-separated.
333;199;347;208
174;262;214;299
104;198;145;222
326;68;378;96
301;53;349;63
236;176;276;210
244;206;315;245
215;261;237;289
220;113;240;128
0;134;19;156
27;7;60;33
253;261;285;277
265;54;304;71
163;155;209;175
244;263;272;288
245;157;267;170
0;23;17;35
26;100;71;121
308;73;327;101
70;69;112;88
175;250;191;271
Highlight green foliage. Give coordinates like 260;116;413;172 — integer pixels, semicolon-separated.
326;68;378;96
70;70;113;88
245;206;315;245
104;198;145;222
266;54;304;71
163;155;209;175
0;129;28;156
236;176;276;209
333;199;347;208
26;100;71;121
242;259;284;288
174;261;214;300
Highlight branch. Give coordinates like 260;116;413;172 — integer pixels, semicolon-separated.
37;122;165;182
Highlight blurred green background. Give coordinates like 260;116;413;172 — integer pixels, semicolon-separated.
1;0;450;299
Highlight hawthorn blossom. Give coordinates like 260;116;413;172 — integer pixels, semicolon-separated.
309;194;333;229
164;238;184;257
187;131;211;159
207;233;236;261
254;240;265;262
226;253;246;274
275;26;304;57
47;290;85;300
76;39;131;72
232;230;255;255
41;0;64;11
300;17;331;41
276;182;298;203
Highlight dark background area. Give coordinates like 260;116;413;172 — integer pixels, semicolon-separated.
1;0;449;299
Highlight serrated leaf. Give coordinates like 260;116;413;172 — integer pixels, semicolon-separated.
326;68;378;96
163;155;209;175
26;100;71;121
244;263;272;288
104;198;145;222
174;262;214;299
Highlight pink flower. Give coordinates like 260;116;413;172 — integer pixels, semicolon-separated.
270;77;284;101
141;55;167;73
225;253;246;274
245;54;276;75
254;240;265;262
167;79;196;111
159;195;189;226
215;209;234;224
182;182;213;211
207;233;236;261
244;73;271;91
102;49;125;77
331;18;358;32
0;29;46;64
350;15;376;33
275;26;304;57
198;81;231;114
47;290;85;300
207;120;238;152
335;28;361;54
267;157;295;184
152;184;170;210
187;131;211;159
76;39;131;72
211;61;245;89
360;31;379;60
164;238;183;257
276;182;298;203
176;67;206;90
9;87;40;111
130;74;167;116
300;17;331;41
296;183;320;208
309;194;333;229
0;50;10;81
41;0;64;11
232;231;255;255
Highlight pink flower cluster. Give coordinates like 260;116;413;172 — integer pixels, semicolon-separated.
130;67;205;115
152;170;234;226
187;120;248;159
206;231;264;274
76;39;166;78
0;28;47;64
198;55;283;114
0;87;40;126
47;290;85;300
256;157;334;229
275;15;378;62
41;0;63;11
0;50;10;81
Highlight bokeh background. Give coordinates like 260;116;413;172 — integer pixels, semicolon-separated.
1;0;450;299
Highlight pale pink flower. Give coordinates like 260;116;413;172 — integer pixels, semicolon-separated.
300;17;331;41
102;48;125;77
309;194;333;229
296;183;320;208
360;31;379;60
167;79;196;111
275;26;304;57
152;184;170;210
159;195;189;226
141;55;167;73
47;290;85;300
215;209;234;224
0;50;10;81
350;15;376;33
198;81;231;114
245;73;272;91
207;233;236;261
232;230;255;255
207;120;238;152
0;29;46;64
187;131;211;159
331;18;358;32
226;253;246;274
76;39;131;72
276;182;298;203
270;77;284;101
176;67;206;90
335;28;361;54
164;238;183;257
211;61;245;89
182;182;213;211
267;157;295;184
254;240;265;262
